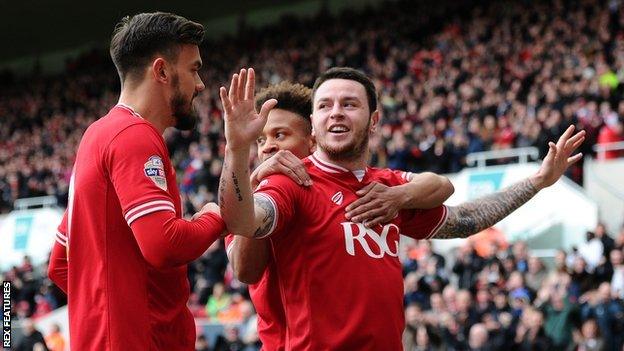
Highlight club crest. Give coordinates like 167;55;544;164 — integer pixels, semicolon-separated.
144;155;167;191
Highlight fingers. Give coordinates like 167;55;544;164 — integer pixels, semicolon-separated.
567;153;583;166
279;152;312;186
564;131;586;152
548;141;557;157
245;68;255;100
259;99;278;120
237;68;246;102
355;182;376;197
345;199;378;220
229;73;238;104
556;125;576;149
353;207;388;226
219;87;231;113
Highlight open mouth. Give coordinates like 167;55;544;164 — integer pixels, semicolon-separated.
328;124;350;134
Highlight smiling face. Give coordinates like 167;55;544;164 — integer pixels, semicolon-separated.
312;78;379;162
256;108;314;162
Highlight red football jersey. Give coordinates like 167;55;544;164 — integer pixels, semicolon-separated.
225;235;287;351
254;152;447;350
64;105;195;350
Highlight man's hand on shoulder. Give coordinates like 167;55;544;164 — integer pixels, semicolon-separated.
251;150;312;188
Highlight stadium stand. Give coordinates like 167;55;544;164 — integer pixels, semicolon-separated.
2;0;624;350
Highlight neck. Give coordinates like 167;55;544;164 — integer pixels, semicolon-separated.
118;83;171;134
315;148;368;171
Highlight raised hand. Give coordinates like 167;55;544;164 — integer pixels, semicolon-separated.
530;125;585;190
250;150;312;188
219;68;277;150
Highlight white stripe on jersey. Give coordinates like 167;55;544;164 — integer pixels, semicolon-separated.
226;237;237;260
55;235;67;247
426;205;449;239
126;203;175;226
56;231;67;241
309;156;340;174
125;200;175;223
253;193;278;238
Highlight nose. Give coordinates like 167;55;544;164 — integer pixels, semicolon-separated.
262;140;279;155
196;77;205;92
329;103;344;120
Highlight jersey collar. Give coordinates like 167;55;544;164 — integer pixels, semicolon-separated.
309;151;368;181
115;103;143;119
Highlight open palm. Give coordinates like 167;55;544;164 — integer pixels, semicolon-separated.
532;125;585;189
219;68;277;150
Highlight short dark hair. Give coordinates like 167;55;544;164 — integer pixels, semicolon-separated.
312;67;378;113
255;81;312;133
110;12;204;82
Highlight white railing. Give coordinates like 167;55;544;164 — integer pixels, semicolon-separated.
13;196;58;210
466;147;539;168
593;141;624;160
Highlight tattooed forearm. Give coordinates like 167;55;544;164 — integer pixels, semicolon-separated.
232;172;243;202
253;195;275;238
218;160;227;206
435;179;538;239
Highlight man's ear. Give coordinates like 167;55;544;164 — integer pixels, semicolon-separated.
369;110;380;134
308;135;316;153
310;114;316;137
151;58;169;83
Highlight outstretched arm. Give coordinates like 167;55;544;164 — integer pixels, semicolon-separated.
435;125;585;239
219;68;278;238
345;172;454;227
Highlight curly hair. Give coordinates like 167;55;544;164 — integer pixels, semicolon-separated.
255;81;312;133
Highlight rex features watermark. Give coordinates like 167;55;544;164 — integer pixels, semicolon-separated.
3;281;11;348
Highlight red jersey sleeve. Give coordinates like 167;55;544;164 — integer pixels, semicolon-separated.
49;210;68;293
400;205;449;240
253;174;301;238
56;210;68;247
105;124;176;226
225;234;235;259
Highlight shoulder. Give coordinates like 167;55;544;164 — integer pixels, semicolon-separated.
367;167;410;185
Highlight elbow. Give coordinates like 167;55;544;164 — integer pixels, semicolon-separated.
143;252;179;270
233;264;263;285
441;176;455;199
226;224;256;238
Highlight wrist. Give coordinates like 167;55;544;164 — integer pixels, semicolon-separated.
528;174;546;191
395;185;410;209
225;144;251;155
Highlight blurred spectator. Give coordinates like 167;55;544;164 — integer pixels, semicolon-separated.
580;282;624;351
195;334;212;351
568;318;605;351
213;325;245;351
206;283;231;321
44;324;65;351
15;319;49;351
513;307;552;351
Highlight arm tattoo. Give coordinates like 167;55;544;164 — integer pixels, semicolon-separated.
253;195;276;238
218;160;227;206
232;172;243;202
435;179;538;239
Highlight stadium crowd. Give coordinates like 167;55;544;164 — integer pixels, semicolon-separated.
2;0;624;350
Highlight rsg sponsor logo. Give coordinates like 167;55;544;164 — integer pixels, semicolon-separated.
341;222;400;258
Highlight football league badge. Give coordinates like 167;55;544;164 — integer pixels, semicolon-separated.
144;155;167;191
